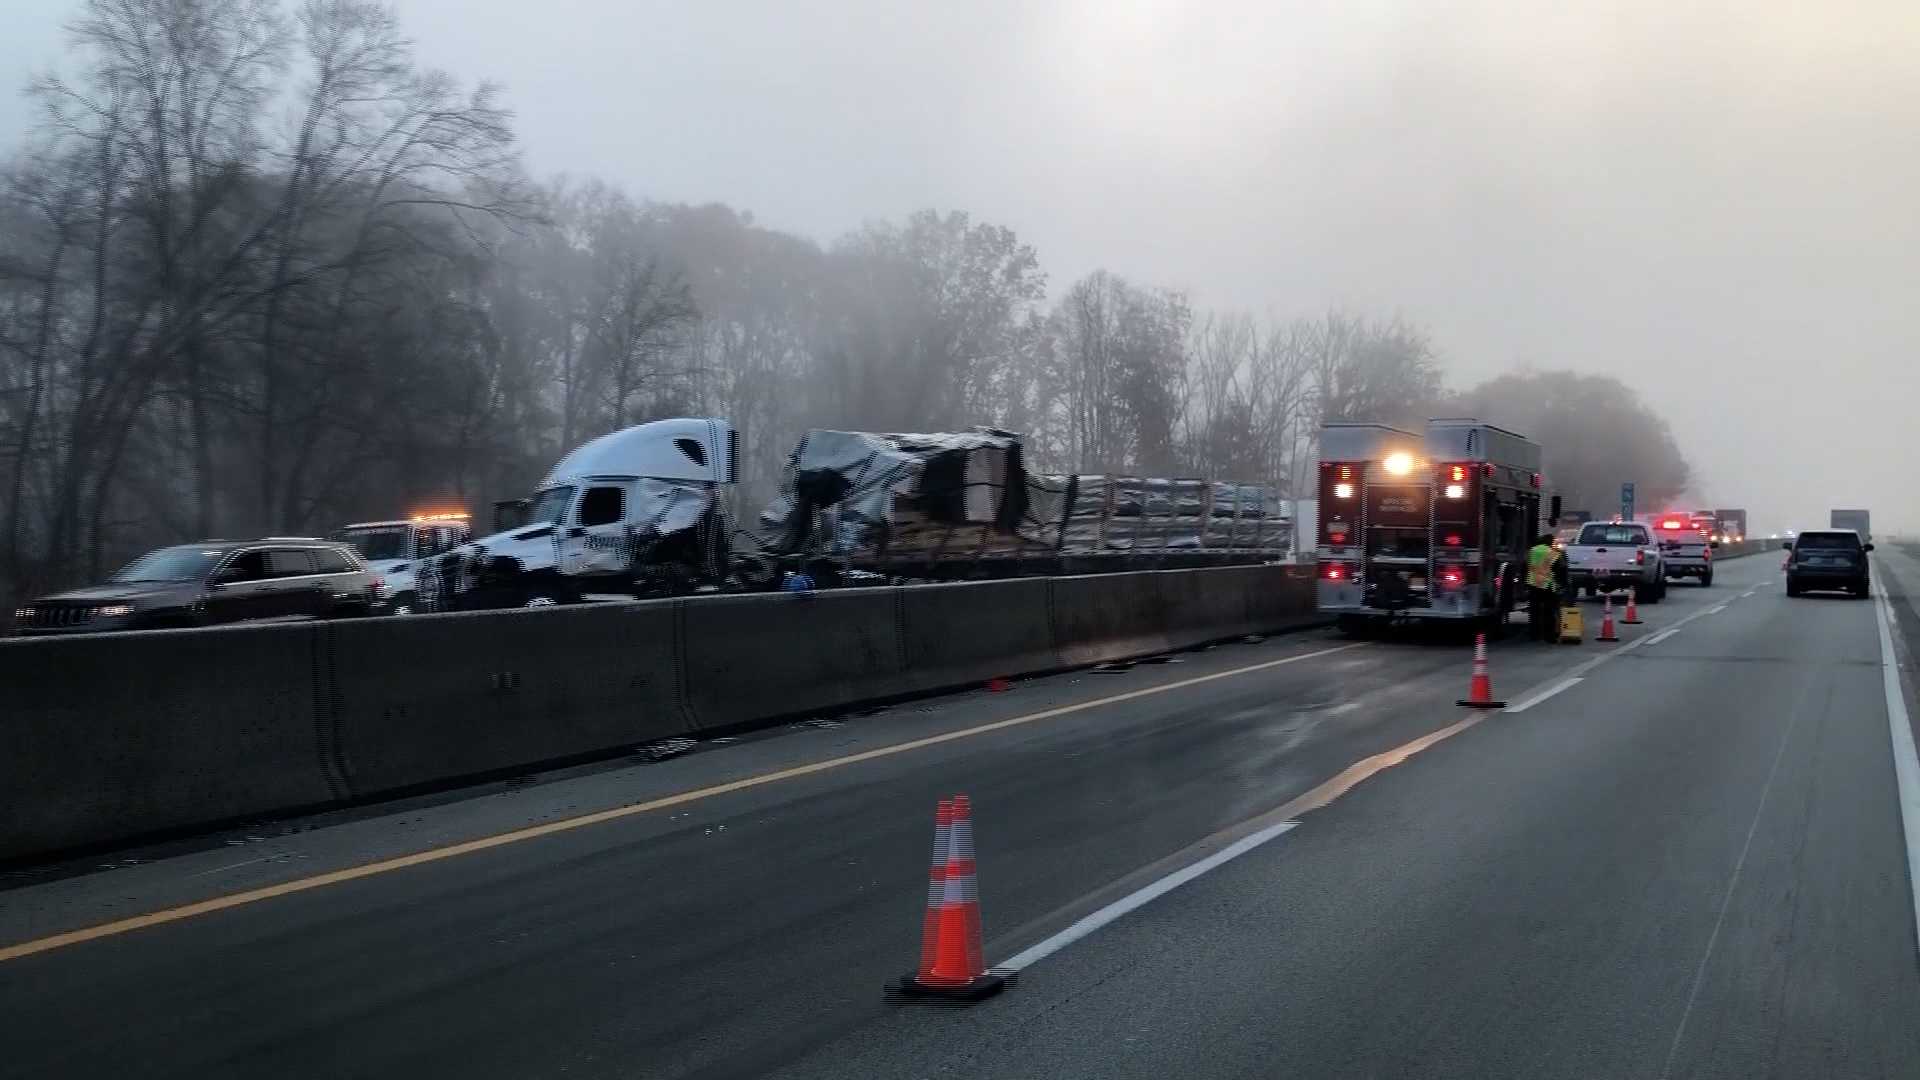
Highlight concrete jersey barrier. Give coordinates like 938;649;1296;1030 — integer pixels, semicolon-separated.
0;564;1318;862
0;621;336;858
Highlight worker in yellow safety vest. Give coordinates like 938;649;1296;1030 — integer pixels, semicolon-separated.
1526;533;1563;642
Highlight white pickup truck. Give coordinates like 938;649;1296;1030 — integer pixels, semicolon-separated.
1653;514;1714;587
1564;520;1667;602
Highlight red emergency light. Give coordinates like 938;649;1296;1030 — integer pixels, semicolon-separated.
1440;568;1463;586
1322;562;1347;581
1448;464;1468;483
1443;533;1463;546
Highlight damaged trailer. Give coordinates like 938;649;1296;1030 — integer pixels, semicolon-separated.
757;428;1292;581
421;417;1295;610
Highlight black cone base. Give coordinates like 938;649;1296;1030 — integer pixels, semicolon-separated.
890;971;1008;1003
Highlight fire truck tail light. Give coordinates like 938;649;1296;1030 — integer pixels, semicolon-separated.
1444;483;1466;499
1333;482;1354;499
1441;568;1463;586
1337;464;1353;481
1443;533;1463;546
1448;464;1468;483
1322;562;1347;581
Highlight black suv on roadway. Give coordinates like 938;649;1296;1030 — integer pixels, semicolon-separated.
13;539;378;635
1784;529;1873;598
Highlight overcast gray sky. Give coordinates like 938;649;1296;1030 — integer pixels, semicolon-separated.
5;0;1916;534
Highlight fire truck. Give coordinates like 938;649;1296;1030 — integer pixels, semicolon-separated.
1316;418;1546;635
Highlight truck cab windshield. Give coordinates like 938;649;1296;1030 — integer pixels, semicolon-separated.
526;486;576;526
332;527;410;561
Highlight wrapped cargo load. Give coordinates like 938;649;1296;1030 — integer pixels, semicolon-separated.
756;425;1290;575
1056;476;1290;556
758;428;1035;558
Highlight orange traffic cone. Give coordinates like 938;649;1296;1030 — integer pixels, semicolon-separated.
1622;588;1642;625
1456;633;1508;709
895;794;1006;1002
918;799;953;975
1597;594;1618;642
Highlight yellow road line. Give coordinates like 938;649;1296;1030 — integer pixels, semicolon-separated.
0;641;1363;963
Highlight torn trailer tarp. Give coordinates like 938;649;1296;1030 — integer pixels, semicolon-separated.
757;428;1030;555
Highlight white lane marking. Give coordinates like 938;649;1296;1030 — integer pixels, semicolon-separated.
1872;579;1920;952
1505;677;1583;715
996;820;1300;973
1327;702;1361;716
1497;581;1740;705
1705;605;1727;616
1742;590;1757;598
1658;679;1805;1079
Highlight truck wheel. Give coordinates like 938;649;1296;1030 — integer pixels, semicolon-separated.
1699;570;1713;588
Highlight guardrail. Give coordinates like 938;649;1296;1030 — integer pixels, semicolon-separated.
0;564;1320;862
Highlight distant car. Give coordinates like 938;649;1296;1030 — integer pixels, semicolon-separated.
1785;530;1873;598
13;539;378;635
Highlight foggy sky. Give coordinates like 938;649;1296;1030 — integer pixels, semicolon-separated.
5;0;1917;535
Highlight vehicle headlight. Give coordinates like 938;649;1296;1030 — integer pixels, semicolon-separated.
94;604;134;618
14;607;34;620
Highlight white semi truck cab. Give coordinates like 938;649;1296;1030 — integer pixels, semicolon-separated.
450;417;740;607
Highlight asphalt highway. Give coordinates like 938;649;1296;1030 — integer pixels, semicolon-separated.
3;549;1916;1079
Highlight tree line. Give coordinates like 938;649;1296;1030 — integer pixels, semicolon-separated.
0;0;1689;600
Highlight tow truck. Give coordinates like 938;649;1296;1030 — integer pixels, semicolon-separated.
328;512;473;614
1316;417;1545;636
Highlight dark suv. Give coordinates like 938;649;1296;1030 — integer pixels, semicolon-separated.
13;539;379;635
1784;530;1873;597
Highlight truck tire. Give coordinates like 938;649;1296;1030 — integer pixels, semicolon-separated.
1699;569;1713;588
